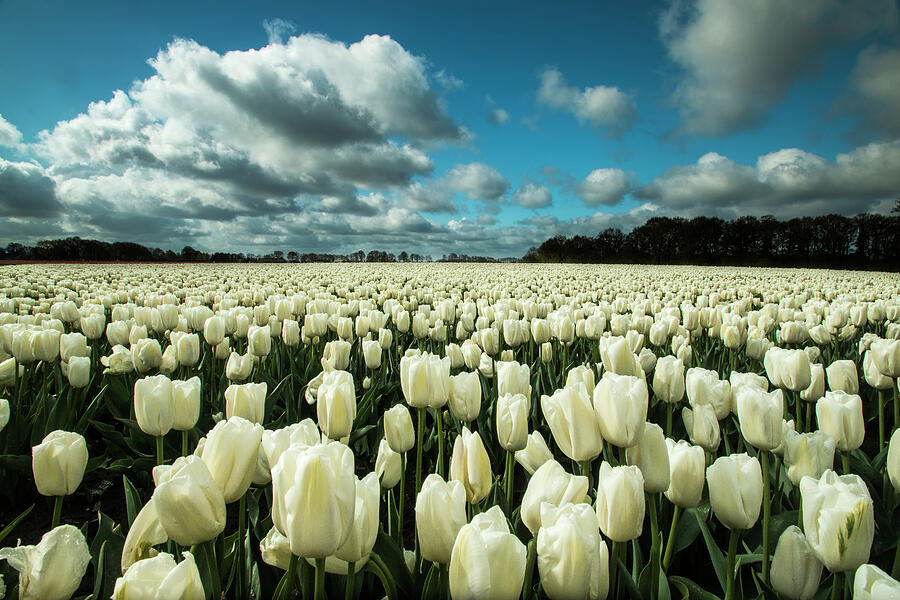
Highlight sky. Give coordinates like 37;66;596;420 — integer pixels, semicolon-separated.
0;0;899;258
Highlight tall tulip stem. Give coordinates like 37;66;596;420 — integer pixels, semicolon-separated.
725;529;740;600
504;450;515;510
648;494;660;600
51;495;63;529
892;531;900;580
181;430;189;457
842;451;850;475
878;390;886;450
761;450;771;585
830;571;842;600
666;403;673;438
315;557;326;600
204;540;222;600
436;408;445;478
345;561;356;600
609;541;621;600
156;435;165;466
398;452;406;544
522;539;536;600
416;407;425;495
662;504;681;571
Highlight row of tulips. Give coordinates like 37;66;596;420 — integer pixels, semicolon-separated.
0;263;899;600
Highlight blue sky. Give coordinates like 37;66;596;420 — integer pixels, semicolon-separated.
1;0;898;257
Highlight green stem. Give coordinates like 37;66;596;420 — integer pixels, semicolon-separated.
894;384;899;433
842;451;850;475
666;403;673;438
345;561;356;600
398;453;406;545
204;540;222;600
830;571;843;600
725;529;740;600
892;531;900;580
610;541;620;600
273;554;299;600
761;450;771;586
416;407;425;494
181;430;189;457
436;408;444;479
878;390;886;450
236;493;247;597
51;495;63;529
649;494;660;600
156;434;165;466
315;556;326;600
662;505;681;571
505;450;515;510
522;539;536;600
439;563;449;600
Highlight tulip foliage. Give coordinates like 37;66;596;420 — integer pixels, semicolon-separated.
0;262;899;600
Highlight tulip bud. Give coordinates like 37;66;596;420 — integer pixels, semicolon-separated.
199;416;264;503
304;313;328;338
825;360;858;394
707;453;762;530
682;403;720;452
134;375;175;437
887;428;900;493
800;470;874;572
102;345;134;374
784;429;836;486
593;372;648;448
384;404;415;453
449;371;482;423
59;332;89;363
449;506;526;600
112;551;205;600
497;361;531;403
566;364;596;396
31;328;60;362
107;321;131;346
120;499;168;571
514;430;554;475
541;383;603;462
765;347;812;392
496;393;529;451
214;338;231;360
816;391;864;452
769;525;823;600
595;461;645;541
686;367;732;420
0;524;91;600
359;339;381;370
0;356;22;387
224;382;266;424
626;422;670;493
416;474;467;565
225;351;253;381
246;325;271;358
132;338;163;374
203;315;225;346
870;338;900;378
260;526;292;570
375;439;402;489
450;427;493;504
261;419;322;469
853;563;900;599
316;369;356;440
801;362;825;402
171;377;201;431
531;319;551;344
540;341;553;363
151;455;227;546
520;459;589;534
329;473;380;567
271;441;356;558
537;502;609;600
32;430;89;496
862;350;893;390
321;339;351;371
735;386;784;451
174;332;200;367
400;352;450;409
159;345;177;375
599;336;641;377
653;355;684;404
66;355;91;388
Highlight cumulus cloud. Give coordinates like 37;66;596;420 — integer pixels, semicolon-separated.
0;159;62;218
488;108;509;125
434;70;464;92
537;68;635;135
0;114;23;147
514;182;552;208
849;45;900;138
445;163;509;201
660;0;896;136
402;180;457;213
575;168;630;206
263;18;296;44
635;140;900;217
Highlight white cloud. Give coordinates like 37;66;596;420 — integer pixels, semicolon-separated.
575;168;630;206
402;181;457;213
514;182;552;208
660;0;896;136
445;162;509;201
263;18;296;45
0;159;61;217
537;68;635;135
0;114;23;147
488;108;509;125
635;141;900;217
434;70;464;92
850;45;900;138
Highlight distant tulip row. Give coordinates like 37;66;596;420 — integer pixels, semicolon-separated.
0;262;899;600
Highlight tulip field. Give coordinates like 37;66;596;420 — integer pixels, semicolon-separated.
2;262;900;600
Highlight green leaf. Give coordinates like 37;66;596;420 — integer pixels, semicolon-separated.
0;504;34;546
88;511;125;600
669;576;722;600
122;474;142;528
691;507;727;594
371;532;413;599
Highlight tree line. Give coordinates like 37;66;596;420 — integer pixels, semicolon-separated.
521;213;900;270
